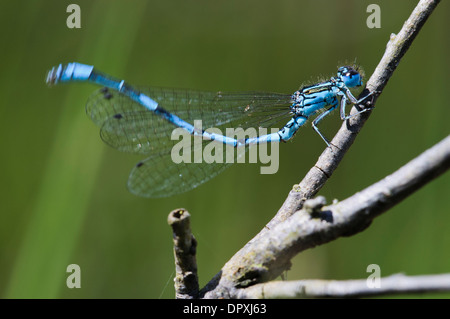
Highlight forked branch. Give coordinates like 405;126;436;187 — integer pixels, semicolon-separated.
167;0;445;299
200;135;450;298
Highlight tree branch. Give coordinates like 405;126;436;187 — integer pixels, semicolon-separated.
238;273;450;298
168;0;445;299
200;134;450;298
168;209;199;299
259;0;441;234
198;0;442;298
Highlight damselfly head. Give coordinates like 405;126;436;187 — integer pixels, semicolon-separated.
338;66;363;88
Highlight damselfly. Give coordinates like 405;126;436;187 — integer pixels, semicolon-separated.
46;63;374;197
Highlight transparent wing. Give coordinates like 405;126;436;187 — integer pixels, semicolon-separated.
86;86;293;197
127;139;248;197
86;87;293;155
100;111;178;155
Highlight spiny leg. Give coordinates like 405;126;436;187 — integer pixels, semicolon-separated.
312;102;338;147
340;90;376;121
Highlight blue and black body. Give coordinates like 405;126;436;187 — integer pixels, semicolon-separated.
46;62;373;197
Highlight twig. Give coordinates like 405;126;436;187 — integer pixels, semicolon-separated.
201;134;450;298
168;209;199;299
238;273;450;298
199;0;442;298
167;0;444;299
200;1;442;298
259;0;441;234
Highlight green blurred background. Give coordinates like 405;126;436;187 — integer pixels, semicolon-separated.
1;0;449;298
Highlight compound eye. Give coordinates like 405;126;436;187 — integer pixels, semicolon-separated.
344;72;362;87
338;66;362;87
